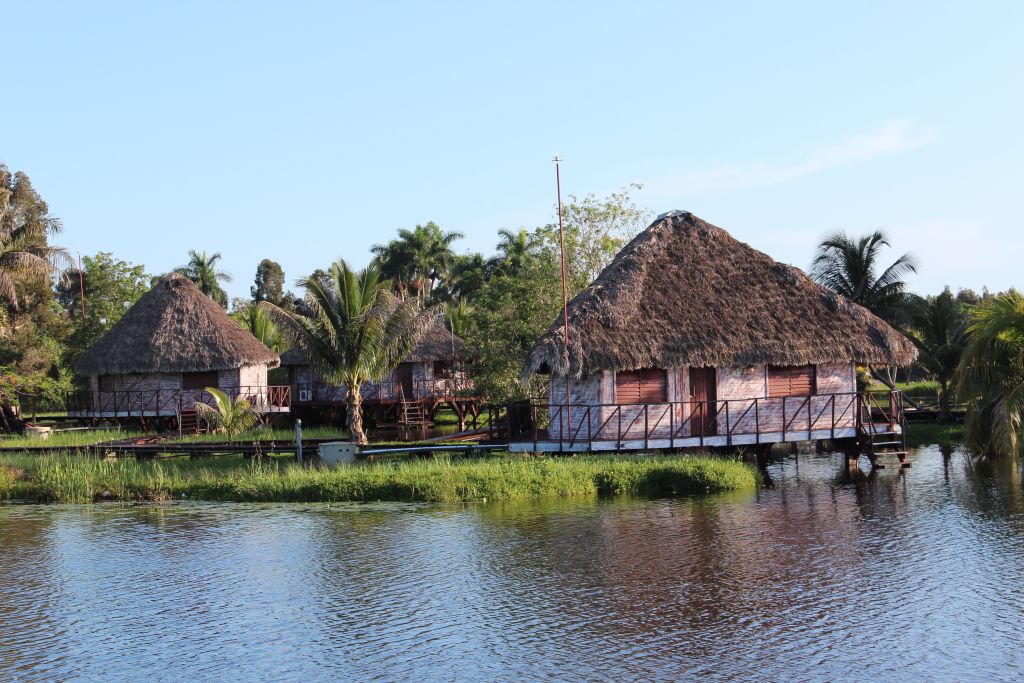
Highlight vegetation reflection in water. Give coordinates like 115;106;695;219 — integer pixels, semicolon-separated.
0;453;759;504
1;445;1022;681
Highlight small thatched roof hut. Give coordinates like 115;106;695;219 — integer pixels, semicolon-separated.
524;211;916;380
75;273;280;376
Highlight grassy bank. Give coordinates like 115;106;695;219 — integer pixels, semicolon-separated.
905;422;963;448
0;453;760;504
0;426;349;450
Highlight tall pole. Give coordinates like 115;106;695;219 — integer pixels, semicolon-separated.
77;250;86;321
554;156;571;434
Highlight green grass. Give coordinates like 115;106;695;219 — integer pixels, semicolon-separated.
905;422;963;447
0;452;760;504
0;428;146;449
894;380;941;399
167;425;349;443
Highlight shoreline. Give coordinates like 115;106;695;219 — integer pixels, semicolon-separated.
0;453;760;505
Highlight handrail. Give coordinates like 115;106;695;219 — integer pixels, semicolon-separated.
67;385;292;414
515;391;876;447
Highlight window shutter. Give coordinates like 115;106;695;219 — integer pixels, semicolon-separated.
767;366;816;397
616;369;667;404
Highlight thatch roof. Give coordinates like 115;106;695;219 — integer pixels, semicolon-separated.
524;211;917;379
279;312;464;367
75;274;280;376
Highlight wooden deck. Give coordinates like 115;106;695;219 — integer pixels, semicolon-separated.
66;386;292;418
507;390;906;456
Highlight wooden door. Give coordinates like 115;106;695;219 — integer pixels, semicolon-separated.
396;363;415;399
688;367;717;436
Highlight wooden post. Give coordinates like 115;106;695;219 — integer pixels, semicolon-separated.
295;419;303;464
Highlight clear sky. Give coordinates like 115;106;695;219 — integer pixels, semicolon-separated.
2;1;1021;302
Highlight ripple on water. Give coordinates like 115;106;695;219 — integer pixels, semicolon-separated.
1;446;1024;681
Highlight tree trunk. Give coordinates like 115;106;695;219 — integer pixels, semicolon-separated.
939;379;951;423
345;386;368;445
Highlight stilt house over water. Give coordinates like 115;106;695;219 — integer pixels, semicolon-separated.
283;312;478;428
514;211;917;461
71;273;290;426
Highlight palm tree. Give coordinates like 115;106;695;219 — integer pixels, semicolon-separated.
956;292;1024;458
176;250;232;307
261;260;430;445
488;228;536;276
909;289;968;421
372;222;463;300
810;230;918;326
194;387;261;439
0;171;70;320
233;303;287;354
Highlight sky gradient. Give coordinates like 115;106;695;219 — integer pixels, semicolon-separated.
3;1;1021;301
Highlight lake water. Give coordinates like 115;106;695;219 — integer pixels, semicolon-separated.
2;445;1023;682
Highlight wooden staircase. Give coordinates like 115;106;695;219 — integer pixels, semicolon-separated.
178;410;201;435
398;401;431;428
858;391;910;469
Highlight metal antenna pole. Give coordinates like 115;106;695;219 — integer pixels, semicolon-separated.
554;156;571;434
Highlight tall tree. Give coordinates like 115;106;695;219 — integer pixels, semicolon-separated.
535;184;651;292
175;250;232;307
957;292;1024;458
442;252;488;303
261;260;430;444
909;288;968;422
0;164;72;417
466;256;563;402
0;164;70;327
810;230;918;326
488;228;538;277
251;259;286;306
57;252;150;367
372;222;464;300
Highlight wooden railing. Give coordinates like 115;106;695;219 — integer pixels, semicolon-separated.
508;391;884;451
66;385;291;416
294;374;476;404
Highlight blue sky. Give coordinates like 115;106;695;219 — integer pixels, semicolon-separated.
2;1;1021;301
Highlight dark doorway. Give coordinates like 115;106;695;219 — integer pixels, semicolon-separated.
688;367;717;436
396;363;415;399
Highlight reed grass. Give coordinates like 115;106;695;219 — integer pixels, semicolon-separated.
0;452;759;504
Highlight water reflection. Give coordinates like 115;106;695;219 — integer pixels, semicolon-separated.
2;446;1024;681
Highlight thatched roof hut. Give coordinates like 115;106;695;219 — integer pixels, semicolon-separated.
75;273;280;376
524;211;917;380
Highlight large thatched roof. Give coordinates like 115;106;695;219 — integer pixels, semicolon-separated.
75;274;279;376
524;211;917;379
279;312;464;366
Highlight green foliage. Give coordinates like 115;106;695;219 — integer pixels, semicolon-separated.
57;252;150;368
0;164;71;316
193;387;261;439
371;222;464;301
904;422;963;448
908;288;968;420
175;250;232;307
956;292;1024;458
466;257;563;401
262;260;432;444
810;230;917;326
535;184;651;293
0;452;760;504
231;302;287;353
251;258;286;305
0;164;73;416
